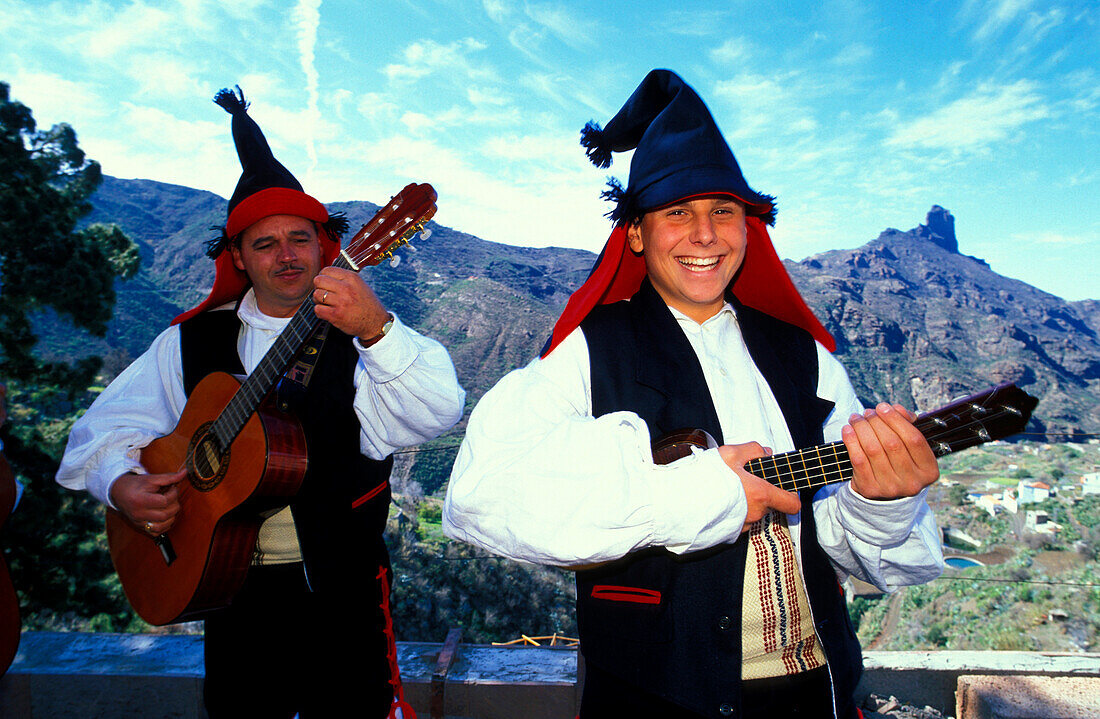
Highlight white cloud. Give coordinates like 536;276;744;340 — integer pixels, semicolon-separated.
467;86;509;107
292;0;322;180
400;111;434;132
355;92;401;122
657;8;735;36
384;38;493;83
832;43;872;66
306;132;609;252
711;72;817;142
77;3;177;59
523;3;596;49
709;38;753;66
1013;230;1092;246
885;80;1050;151
87;103;233;192
960;0;1037;42
518;73;575;111
506;25;548;68
6;70;108;125
482;0;510;24
125;55;208;100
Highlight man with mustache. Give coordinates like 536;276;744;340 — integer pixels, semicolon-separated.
444;70;943;718
57;87;465;718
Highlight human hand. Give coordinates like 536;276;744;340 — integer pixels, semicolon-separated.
109;470;185;535
718;442;801;529
312;267;391;342
842;403;939;500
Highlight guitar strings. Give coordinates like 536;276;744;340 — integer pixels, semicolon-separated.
745;404;1020;493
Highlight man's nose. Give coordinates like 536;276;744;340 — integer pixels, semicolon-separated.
277;240;298;262
691;215;717;245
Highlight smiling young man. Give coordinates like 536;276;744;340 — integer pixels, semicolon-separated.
444;70;943;719
627;196;747;323
57;88;464;718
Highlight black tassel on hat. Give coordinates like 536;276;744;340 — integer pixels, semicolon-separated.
580;69;776;226
213;85;248;115
580;121;613;169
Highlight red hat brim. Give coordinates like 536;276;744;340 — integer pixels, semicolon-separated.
171;188;340;325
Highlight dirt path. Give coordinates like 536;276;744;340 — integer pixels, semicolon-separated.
865;591;903;650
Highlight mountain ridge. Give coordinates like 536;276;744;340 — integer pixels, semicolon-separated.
50;177;1100;440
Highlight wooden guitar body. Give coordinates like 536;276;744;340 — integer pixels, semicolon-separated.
106;372;307;626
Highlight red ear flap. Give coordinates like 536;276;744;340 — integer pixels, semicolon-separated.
730;217;835;352
541;225;647;357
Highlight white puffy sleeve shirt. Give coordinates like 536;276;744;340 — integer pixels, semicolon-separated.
443;304;942;592
56;291;466;507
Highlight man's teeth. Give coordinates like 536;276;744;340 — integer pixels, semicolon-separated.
678;257;719;269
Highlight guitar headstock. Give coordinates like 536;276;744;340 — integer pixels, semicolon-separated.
342;183;437;269
915;382;1039;457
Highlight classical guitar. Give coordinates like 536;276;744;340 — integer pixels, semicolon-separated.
106;183;437;626
652;382;1039;490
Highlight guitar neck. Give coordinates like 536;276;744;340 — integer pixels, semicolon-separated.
745;442;852;493
208;254;356;448
742;382;1038;493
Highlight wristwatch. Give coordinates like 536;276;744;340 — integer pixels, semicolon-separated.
360;313;394;348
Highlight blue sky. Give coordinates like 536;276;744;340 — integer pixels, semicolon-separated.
2;0;1097;300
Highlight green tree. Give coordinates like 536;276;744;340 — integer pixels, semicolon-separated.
0;81;139;390
949;483;969;506
1;82;142;631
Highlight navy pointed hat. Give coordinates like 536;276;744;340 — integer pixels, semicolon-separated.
541;69;833;358
580;69;775;226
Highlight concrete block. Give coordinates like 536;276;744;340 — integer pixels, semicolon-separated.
956;675;1100;719
859;651;1100;714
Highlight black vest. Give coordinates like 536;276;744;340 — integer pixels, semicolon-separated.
576;280;862;719
178;308;395;598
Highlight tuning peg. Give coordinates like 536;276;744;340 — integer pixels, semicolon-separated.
420;228;432;241
405;243;417;252
390;254;401;268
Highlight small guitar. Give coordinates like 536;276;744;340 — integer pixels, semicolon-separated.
107;183;437;626
652;382;1039;491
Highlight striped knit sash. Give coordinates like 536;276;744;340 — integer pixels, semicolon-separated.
741;511;827;680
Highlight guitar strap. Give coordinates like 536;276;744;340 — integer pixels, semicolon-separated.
275;322;331;413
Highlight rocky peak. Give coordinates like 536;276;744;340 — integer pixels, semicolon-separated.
875;206;959;254
918;205;958;253
785;206;1100;440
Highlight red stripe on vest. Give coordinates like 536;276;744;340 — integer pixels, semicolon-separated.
591;585;662;605
352;480;389;509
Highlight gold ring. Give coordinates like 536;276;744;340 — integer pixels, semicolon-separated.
322;291;329;305
144;521;154;533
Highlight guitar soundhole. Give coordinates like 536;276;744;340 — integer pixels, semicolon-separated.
187;423;229;492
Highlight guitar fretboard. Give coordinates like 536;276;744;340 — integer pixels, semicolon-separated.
207;253;356;450
745;442;853;492
737;390;1034;493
